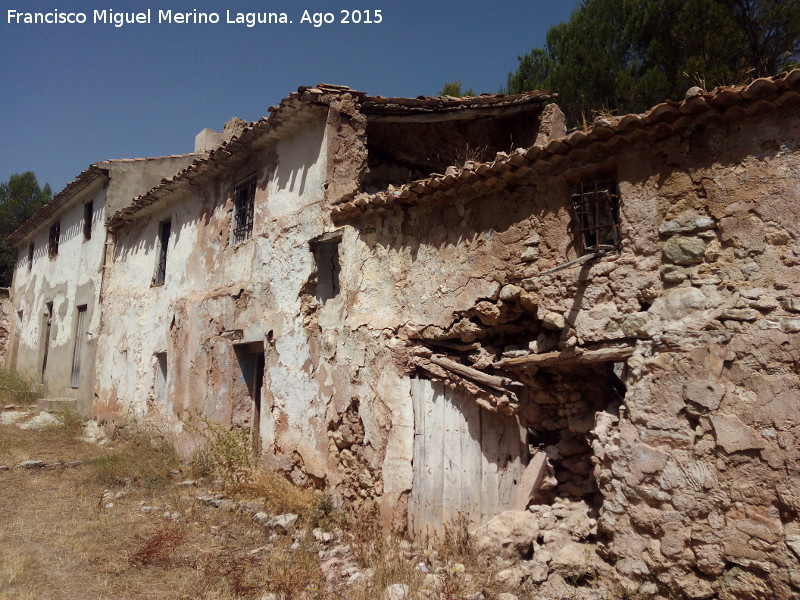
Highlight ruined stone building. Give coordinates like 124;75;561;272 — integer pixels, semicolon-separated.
4;154;201;408
5;69;800;598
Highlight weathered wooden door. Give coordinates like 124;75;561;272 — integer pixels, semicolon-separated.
40;301;53;383
408;377;526;537
70;305;87;389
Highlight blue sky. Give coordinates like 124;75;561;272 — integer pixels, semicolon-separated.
1;1;579;193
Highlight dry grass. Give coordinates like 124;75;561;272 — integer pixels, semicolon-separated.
0;410;575;600
57;407;87;439
91;426;180;489
0;415;342;600
0;370;39;406
187;416;322;522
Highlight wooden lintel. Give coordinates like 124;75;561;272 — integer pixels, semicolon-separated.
495;346;635;369
422;340;481;352
363;103;542;124
427;354;523;394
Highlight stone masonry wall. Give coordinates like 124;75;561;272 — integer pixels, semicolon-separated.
89;76;800;599
339;103;800;598
0;288;10;368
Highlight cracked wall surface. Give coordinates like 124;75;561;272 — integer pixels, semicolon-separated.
6;156;199;410
86;77;800;600
337;103;800;598
0;288;10;368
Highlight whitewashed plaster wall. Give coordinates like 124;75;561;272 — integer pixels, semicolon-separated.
94;114;340;482
10;179;108;408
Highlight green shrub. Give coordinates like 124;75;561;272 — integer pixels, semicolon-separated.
56;407;86;439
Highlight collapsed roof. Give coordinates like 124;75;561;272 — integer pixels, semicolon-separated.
108;85;555;228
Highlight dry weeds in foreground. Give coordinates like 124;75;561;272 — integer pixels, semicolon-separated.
1;397;638;600
0;411;535;600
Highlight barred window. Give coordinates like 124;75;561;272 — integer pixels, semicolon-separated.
48;221;60;257
571;178;620;254
233;176;257;243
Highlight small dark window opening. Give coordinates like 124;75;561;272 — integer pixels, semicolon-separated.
153;220;171;286
233;176;257;243
155;352;168;404
48;221;60;257
571;178;620;254
27;243;34;270
83;201;93;240
311;231;342;302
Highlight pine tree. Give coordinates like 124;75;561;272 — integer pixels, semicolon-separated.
505;0;800;125
0;172;52;286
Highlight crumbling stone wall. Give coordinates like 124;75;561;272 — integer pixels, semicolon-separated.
585;110;800;600
338;104;800;598
92;74;800;599
0;288;11;368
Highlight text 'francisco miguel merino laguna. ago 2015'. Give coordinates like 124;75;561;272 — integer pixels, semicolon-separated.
6;9;303;28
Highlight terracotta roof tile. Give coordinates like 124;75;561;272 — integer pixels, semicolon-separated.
108;85;554;228
5;166;109;246
333;68;800;220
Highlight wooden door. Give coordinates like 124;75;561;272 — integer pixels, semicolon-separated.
408;377;526;537
70;305;87;388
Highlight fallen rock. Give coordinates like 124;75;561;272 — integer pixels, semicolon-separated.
79;420;108;444
383;583;409;600
524;560;549;583
472;510;539;559
19;411;60;430
0;410;28;425
551;541;597;578
495;567;525;587
16;460;46;469
195;494;234;509
265;513;298;533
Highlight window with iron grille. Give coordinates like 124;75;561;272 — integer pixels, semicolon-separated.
48;221;60;257
571;178;620;254
233;176;257;243
153;220;171;286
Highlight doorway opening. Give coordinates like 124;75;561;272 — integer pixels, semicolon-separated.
40;301;53;383
233;341;265;456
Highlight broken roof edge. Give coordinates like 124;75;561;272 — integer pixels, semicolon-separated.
108;85;354;229
332;69;800;220
99;153;205;165
5;164;109;248
108;84;556;229
5;153;209;248
359;89;555;114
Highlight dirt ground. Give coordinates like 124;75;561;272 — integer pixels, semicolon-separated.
0;414;329;600
0;407;622;600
